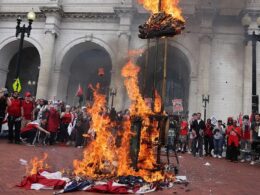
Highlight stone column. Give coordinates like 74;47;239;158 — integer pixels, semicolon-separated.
188;76;199;118
112;7;134;111
37;30;56;99
36;6;62;100
243;41;252;115
197;35;212;117
0;68;8;88
113;32;130;111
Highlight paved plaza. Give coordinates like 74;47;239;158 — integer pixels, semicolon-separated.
0;140;259;195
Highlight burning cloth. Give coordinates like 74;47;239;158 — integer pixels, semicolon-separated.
17;171;69;190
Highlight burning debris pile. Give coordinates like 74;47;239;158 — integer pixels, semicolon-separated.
138;0;185;39
139;12;185;39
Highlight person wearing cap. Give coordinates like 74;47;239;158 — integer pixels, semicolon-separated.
21;92;34;128
7;91;22;144
60;105;73;144
0;88;8;134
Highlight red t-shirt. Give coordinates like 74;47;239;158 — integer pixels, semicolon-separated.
179;121;188;136
227;126;241;147
47;108;60;132
61;112;72;124
204;124;213;137
8;98;21;117
22;100;34;120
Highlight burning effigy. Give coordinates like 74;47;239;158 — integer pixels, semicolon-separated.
138;0;185;39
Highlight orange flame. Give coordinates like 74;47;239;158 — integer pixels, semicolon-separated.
73;61;167;182
154;90;162;113
27;153;49;175
74;85;117;179
121;60;163;181
138;0;185;22
121;61;152;116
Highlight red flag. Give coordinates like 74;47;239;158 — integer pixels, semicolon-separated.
98;68;105;77
76;84;83;97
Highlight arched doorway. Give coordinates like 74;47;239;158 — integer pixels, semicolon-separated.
61;42;112;105
0;40;40;96
136;43;190;114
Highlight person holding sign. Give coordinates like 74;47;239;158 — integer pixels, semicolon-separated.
250;113;260;165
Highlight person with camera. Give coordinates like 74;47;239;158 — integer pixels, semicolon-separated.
250;113;260;165
0;88;8;134
7;91;22;144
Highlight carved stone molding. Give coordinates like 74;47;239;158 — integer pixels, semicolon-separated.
114;7;136;17
40;5;64;17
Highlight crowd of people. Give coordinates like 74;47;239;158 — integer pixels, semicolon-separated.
170;112;260;165
0;88;92;148
0;88;260;165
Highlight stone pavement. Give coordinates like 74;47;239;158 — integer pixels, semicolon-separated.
0;139;259;195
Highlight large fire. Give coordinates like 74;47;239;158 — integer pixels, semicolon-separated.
72;61;167;182
73;84;117;179
138;0;185;22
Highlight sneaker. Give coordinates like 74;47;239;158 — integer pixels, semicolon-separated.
240;159;245;163
250;161;255;165
218;155;222;159
213;155;217;158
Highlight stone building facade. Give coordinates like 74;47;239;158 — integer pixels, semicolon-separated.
0;0;259;120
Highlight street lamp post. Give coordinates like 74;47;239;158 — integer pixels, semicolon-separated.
242;14;260;114
109;88;117;109
28;80;36;96
202;95;210;122
15;11;36;80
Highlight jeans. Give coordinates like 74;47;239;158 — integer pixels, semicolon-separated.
240;139;251;160
204;136;214;155
213;138;222;156
0;116;3;133
8;116;21;143
21;129;37;144
229;143;239;161
192;136;203;157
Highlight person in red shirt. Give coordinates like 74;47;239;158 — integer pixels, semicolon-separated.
179;119;188;153
59;105;73;144
20;118;50;146
7;91;22;144
46;104;60;145
204;118;214;156
227;120;241;162
21;92;34;128
225;117;233;160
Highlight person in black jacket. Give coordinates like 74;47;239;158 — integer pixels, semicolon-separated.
191;113;206;157
0;88;8;134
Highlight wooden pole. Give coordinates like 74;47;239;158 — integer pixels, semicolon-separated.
158;0;162;12
143;39;150;95
162;38;168;111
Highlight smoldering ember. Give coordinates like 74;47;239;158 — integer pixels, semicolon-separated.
0;0;260;195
